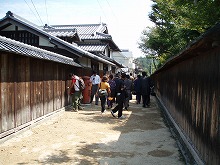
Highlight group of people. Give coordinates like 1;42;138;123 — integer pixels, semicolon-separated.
89;71;127;119
67;71;152;119
133;71;152;107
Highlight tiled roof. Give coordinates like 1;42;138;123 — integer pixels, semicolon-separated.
45;24;111;40
50;23;108;35
44;28;78;37
0;11;115;65
78;43;107;52
48;23;120;51
0;35;82;67
79;32;112;40
0;11;85;57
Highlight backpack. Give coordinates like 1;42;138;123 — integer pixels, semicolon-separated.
78;78;85;91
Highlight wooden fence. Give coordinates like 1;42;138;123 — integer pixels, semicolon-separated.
0;52;75;138
151;46;220;164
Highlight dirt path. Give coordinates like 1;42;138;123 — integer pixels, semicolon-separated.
0;97;185;165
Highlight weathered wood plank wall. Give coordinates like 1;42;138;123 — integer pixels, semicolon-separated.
151;47;220;165
0;52;74;138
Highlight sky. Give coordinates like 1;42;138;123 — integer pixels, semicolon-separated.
0;0;154;58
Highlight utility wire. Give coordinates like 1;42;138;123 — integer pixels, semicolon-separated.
30;0;44;26
23;0;41;25
45;0;49;25
105;0;118;22
96;0;108;23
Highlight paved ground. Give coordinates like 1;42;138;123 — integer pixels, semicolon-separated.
0;96;185;165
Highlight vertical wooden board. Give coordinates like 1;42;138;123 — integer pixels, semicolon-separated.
43;62;49;115
57;65;62;109
55;64;62;110
48;79;54;113
43;61;53;115
151;48;220;165
54;83;58;111
8;55;15;131
25;58;31;123
14;56;24;127
212;51;220;150
61;67;65;107
0;55;5;133
43;80;49;115
0;55;1;132
61;79;65;107
62;66;68;107
44;80;53;114
37;61;44;118
31;59;44;120
54;64;62;110
14;56;31;127
53;64;58;111
30;60;37;120
30;67;34;121
218;51;220;156
0;54;15;132
30;59;36;120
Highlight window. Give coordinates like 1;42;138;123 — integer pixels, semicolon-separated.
0;30;39;46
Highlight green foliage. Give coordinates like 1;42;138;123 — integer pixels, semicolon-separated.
134;56;158;75
139;0;220;68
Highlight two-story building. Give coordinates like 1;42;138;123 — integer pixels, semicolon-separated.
0;11;124;77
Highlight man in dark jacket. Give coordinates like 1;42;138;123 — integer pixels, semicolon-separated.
133;74;142;104
111;73;126;119
140;71;151;108
124;74;133;110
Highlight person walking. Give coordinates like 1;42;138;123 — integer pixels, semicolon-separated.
107;74;116;109
133;74;142;104
111;73;127;119
129;73;134;81
140;71;151;108
68;73;84;112
124;74;133;110
96;76;111;114
90;71;101;105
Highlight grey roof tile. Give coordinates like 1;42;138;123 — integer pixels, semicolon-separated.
78;43;107;52
0;11;117;65
47;24;112;40
50;23;107;34
45;29;77;37
0;35;82;67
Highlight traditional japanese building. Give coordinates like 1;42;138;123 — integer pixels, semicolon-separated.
0;11;124;77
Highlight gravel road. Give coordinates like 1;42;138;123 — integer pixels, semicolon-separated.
0;96;185;165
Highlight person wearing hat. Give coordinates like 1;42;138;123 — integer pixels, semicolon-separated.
96;76;111;114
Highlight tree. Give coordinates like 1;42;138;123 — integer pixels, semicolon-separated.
134;57;158;75
139;0;220;68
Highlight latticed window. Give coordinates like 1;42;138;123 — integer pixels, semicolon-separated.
0;30;39;46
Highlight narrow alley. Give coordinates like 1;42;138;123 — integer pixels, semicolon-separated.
0;96;185;165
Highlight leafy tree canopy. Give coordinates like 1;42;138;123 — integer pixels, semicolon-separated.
138;0;220;68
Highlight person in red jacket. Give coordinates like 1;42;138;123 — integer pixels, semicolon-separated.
68;73;84;112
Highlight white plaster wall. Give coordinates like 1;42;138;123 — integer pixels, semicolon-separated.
2;24;24;31
79;57;91;68
39;37;54;47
